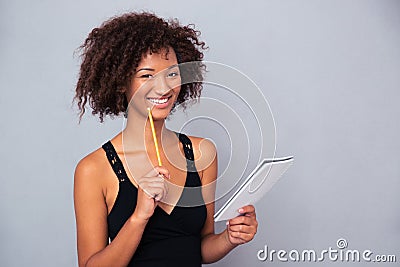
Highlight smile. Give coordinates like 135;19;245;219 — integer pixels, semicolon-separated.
146;95;172;105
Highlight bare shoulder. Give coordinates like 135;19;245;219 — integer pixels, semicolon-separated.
187;135;217;175
74;147;109;190
186;135;216;157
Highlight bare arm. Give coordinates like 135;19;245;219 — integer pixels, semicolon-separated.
192;138;258;264
74;155;169;267
201;204;258;264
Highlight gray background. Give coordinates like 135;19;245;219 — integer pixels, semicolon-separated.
1;0;399;266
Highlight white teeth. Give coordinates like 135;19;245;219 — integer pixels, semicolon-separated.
148;97;169;104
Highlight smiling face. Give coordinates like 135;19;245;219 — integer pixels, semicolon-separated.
127;48;181;120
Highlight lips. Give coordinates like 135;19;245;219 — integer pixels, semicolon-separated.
146;95;172;108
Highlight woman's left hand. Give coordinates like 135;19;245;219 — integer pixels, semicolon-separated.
225;205;258;246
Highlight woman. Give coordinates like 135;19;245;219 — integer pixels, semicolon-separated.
74;12;258;267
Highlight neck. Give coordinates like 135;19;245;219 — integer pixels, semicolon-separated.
123;109;170;152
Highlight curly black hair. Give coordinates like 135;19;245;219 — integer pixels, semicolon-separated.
74;12;207;122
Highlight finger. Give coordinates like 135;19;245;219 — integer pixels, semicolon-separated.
139;187;156;199
139;177;167;193
153;166;170;179
141;186;163;200
144;168;165;178
238;205;255;215
140;178;165;187
144;166;168;177
139;176;165;185
149;182;169;199
228;231;255;242
228;216;254;226
228;224;255;234
139;178;164;191
154;187;167;202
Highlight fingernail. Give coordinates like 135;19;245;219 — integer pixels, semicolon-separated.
238;208;244;213
226;221;229;226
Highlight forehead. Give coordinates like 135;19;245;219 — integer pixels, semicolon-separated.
138;48;178;69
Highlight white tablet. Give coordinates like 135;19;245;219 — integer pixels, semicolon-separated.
214;156;294;222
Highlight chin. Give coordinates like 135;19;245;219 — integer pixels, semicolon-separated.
150;108;173;120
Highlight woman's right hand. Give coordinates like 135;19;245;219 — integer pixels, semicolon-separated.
133;166;170;221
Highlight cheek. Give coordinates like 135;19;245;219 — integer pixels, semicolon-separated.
173;86;182;100
127;81;150;101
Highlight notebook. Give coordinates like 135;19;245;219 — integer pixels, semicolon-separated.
214;156;294;222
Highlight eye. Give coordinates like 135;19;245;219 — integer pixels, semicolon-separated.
167;71;180;78
140;74;154;78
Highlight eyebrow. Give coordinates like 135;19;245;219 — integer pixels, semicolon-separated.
136;68;155;72
167;64;179;70
136;65;179;73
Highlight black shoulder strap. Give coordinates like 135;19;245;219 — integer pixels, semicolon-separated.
176;133;197;172
102;141;129;183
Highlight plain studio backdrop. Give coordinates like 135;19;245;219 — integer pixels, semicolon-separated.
1;0;399;266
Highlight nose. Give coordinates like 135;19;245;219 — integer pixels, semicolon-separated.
153;73;172;95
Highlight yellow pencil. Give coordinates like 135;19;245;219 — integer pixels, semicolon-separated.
147;108;162;166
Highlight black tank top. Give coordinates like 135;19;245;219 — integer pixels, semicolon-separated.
102;133;207;267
